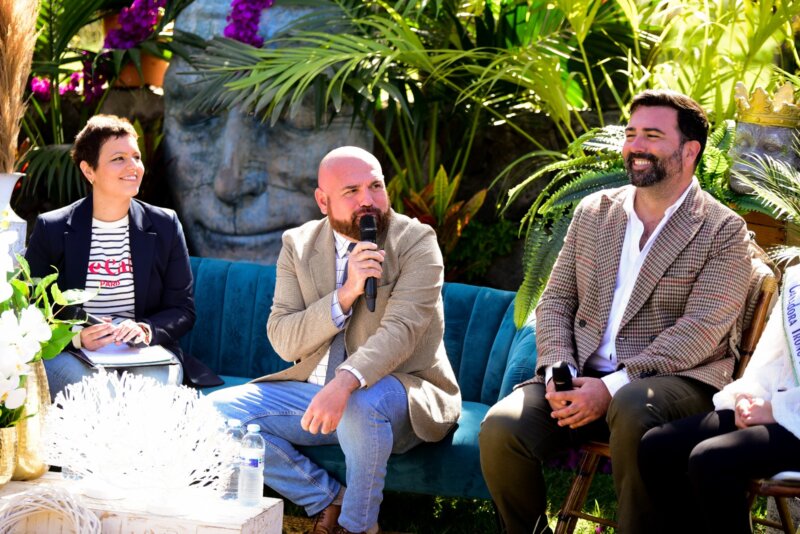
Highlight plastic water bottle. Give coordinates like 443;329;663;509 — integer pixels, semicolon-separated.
237;423;265;506
223;419;245;501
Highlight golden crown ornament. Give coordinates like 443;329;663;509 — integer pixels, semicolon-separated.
734;82;800;128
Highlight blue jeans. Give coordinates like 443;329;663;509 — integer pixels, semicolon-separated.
44;351;183;400
208;376;420;532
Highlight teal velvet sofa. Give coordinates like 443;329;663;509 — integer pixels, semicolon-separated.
180;256;537;500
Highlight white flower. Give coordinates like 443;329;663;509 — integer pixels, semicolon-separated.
0;347;30;379
2;387;26;410
19;305;51;343
0;372;25;410
0;309;44;364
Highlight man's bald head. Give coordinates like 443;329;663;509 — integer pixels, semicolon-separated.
314;146;389;240
318;146;383;191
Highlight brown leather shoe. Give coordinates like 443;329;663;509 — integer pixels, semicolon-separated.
311;503;341;534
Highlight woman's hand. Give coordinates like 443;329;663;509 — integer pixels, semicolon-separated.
734;393;776;428
79;318;148;350
111;319;148;345
80;319;116;351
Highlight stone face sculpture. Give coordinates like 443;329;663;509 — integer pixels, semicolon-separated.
730;82;800;193
163;1;370;263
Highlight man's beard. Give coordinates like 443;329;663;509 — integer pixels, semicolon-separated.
625;146;683;187
328;207;389;241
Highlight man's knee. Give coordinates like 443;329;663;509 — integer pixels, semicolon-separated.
339;379;408;434
480;385;556;461
607;379;663;436
479;402;522;455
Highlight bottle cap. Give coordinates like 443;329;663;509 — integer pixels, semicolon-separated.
246;424;260;433
228;418;242;427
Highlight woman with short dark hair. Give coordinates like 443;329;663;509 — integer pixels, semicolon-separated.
25;114;196;397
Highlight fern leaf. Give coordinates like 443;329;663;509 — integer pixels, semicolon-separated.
514;215;571;327
542;168;628;213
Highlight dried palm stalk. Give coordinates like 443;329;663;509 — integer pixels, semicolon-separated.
0;0;40;173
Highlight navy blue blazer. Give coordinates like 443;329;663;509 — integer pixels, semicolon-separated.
25;195;196;370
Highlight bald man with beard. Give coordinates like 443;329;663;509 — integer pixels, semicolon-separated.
209;147;461;534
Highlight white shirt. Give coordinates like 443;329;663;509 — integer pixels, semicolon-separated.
546;178;697;396
307;231;366;387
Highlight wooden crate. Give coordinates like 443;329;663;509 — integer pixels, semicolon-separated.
0;473;283;533
743;211;800;249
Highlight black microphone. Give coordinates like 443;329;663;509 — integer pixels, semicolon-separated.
359;214;377;312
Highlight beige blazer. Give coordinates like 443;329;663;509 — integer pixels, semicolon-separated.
531;183;752;391
259;211;461;442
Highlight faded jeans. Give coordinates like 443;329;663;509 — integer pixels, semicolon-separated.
44;350;183;401
208;376;420;533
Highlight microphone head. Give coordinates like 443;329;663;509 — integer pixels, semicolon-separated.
359;214;377;242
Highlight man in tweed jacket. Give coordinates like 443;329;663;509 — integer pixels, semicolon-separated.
480;90;752;534
210;147;460;534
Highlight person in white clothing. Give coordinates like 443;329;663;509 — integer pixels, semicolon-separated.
640;265;800;534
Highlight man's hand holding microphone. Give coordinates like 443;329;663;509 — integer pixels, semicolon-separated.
337;214;385;314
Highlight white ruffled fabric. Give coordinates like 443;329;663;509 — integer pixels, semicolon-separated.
713;281;800;439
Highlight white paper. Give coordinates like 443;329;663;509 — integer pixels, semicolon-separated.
80;343;176;367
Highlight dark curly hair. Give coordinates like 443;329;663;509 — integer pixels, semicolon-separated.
71;114;138;170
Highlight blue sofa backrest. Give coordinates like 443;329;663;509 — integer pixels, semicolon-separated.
182;257;537;404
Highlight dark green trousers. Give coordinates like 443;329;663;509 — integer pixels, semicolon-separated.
479;376;715;534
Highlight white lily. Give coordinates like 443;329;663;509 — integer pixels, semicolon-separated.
19;305;52;343
2;387;26;410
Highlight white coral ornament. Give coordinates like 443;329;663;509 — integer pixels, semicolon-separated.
43;370;237;513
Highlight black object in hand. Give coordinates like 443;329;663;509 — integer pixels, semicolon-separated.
62;306;147;348
61;305;104;325
552;361;573;392
359;214;378;312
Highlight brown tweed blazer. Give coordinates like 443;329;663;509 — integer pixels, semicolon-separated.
531;183;751;391
259;211;461;443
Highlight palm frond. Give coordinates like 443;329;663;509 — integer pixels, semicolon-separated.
733;156;800;223
514;215;571;328
765;245;800;267
18;144;86;206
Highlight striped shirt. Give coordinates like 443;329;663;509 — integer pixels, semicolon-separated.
83;216;135;321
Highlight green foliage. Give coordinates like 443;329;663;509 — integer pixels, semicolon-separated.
734;143;800;265
399;166;487;258
514;214;572;327
645;0;800;120
447;217;517;283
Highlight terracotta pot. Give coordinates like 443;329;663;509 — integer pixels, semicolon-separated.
12;360;50;481
0;427;17;487
115;54;169;88
103;13;168;88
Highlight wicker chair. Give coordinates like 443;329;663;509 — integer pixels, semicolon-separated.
554;269;779;534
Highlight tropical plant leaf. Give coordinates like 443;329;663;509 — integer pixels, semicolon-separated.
18;143;86;206
514;215;571;328
733;156;800;223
